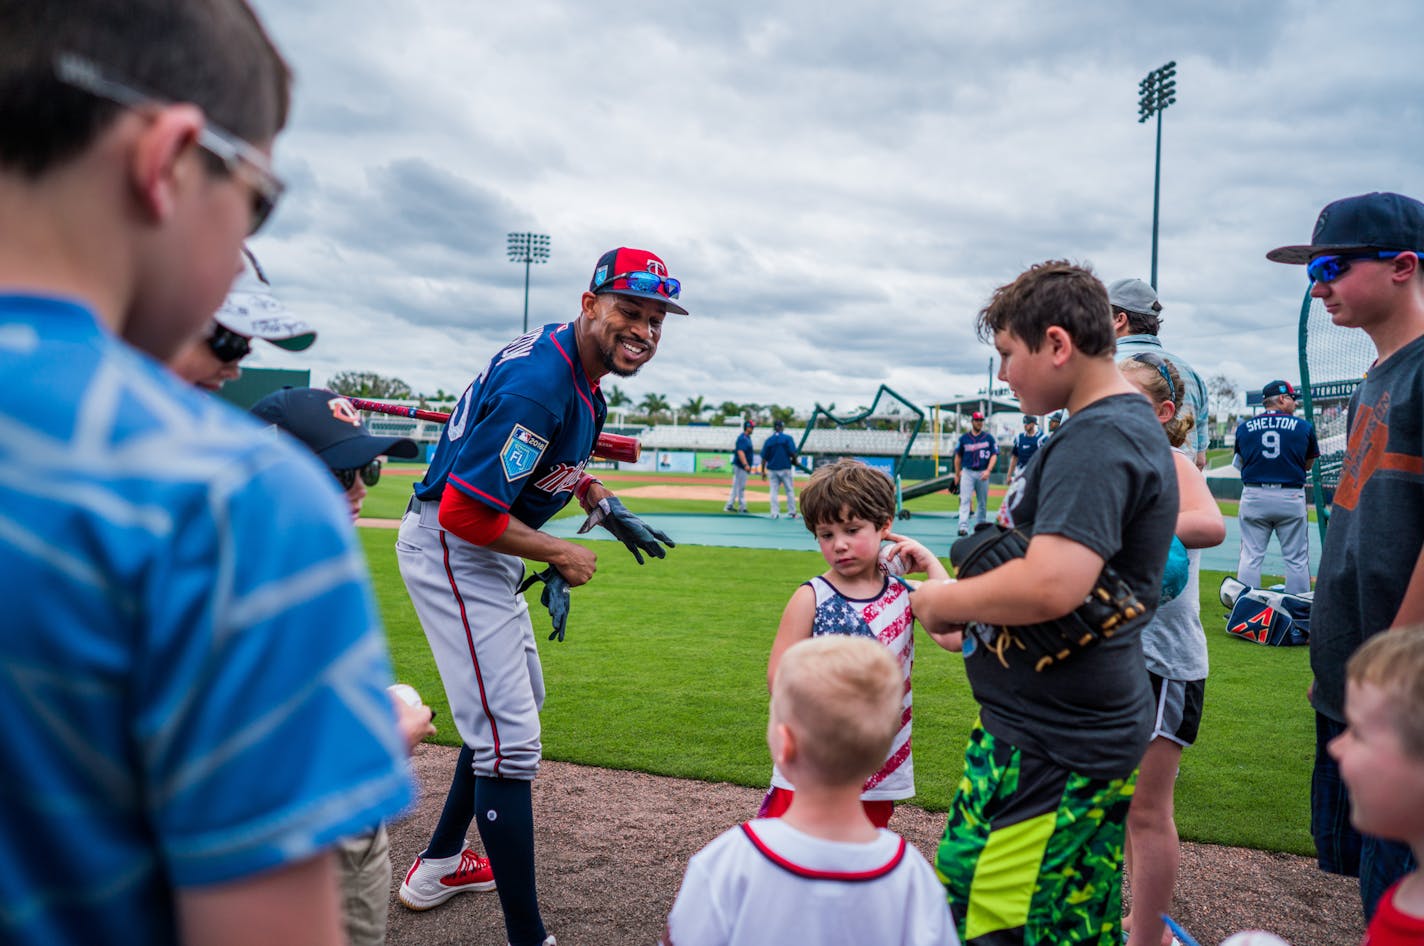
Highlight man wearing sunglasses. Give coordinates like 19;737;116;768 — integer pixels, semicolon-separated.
0;5;415;945
1230;380;1318;595
1269;191;1424;921
170;246;316;391
396;247;682;946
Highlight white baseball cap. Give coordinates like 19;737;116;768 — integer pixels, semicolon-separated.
213;247;317;352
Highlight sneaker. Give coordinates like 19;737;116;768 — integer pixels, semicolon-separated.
739;506;749;513
770;512;780;519
788;512;798;519
724;503;734;512
508;937;556;946
958;528;969;537
398;845;496;910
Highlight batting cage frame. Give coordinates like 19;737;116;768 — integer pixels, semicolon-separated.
1297;283;1374;544
795;385;925;512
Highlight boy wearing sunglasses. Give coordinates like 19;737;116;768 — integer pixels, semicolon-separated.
169;246;317;391
1269;191;1424;920
0;3;415;946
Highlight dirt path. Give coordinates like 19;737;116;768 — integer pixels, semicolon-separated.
385;745;1365;946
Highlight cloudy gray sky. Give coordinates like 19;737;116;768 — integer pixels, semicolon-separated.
242;0;1421;416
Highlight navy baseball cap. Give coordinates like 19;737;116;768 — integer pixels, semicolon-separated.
774;419;785;430
252;388;419;470
1262;380;1298;400
215;247;318;352
589;247;689;315
1267;192;1424;264
1106;278;1162;315
1022;415;1035;424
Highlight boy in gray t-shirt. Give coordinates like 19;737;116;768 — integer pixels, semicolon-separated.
913;261;1177;946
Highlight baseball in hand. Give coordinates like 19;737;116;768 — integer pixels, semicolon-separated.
1220;933;1291;946
388;683;424;708
878;544;907;577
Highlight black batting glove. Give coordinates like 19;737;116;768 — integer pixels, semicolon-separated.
517;566;571;641
577;496;676;565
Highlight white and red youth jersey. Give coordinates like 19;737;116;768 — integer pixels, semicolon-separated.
771;575;915;801
662;819;956;946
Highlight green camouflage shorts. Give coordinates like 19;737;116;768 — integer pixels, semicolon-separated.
936;721;1137;945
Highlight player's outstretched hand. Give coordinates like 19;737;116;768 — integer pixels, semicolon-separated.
518;566;571;641
578;496;676;565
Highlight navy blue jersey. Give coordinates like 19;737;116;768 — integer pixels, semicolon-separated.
416;321;606;528
733;432;755;470
1233;412;1320;486
1012;431;1044;467
760;431;797;470
956;430;998;470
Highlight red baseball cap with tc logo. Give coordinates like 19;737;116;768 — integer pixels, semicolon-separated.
589;247;689;315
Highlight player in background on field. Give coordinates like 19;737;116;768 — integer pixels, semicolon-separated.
395;248;680;946
663;636;957;946
1232;380;1319;594
168;246;316;390
759;418;800;518
913;262;1178;945
1268;191;1424;920
0;4;414;943
1329;626;1424;944
252;387;433;946
1005;414;1044;482
954;410;997;536
1046;411;1063;437
726;418;757;513
762;459;949;827
1118;353;1227;946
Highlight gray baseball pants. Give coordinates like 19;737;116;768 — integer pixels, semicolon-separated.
397;498;544;780
1236;485;1312;594
767;468;796;516
957;469;990;533
726;466;750;511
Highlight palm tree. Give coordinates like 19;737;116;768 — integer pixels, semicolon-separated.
638;393;670;424
681;395;707;424
606;385;632;409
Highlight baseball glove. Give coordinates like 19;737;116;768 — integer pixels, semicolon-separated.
518;566;571;642
950;524;1147;672
946;476;960;495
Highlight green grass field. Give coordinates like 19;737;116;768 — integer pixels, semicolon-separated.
361;516;1317;856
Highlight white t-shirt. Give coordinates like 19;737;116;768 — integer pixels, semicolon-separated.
662;819;956;946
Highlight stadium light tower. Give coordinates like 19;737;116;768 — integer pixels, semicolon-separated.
507;232;551;334
1137;61;1177;290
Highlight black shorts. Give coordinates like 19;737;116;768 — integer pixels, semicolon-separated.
1148;672;1205;747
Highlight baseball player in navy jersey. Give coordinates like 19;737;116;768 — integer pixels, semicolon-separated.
1233;380;1320;593
725;419;757;512
396;247;682;946
954;410;998;535
1005;414;1043;481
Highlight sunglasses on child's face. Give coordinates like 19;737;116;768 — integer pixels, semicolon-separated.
205;325;252;363
333;461;381;490
1306;251;1406;284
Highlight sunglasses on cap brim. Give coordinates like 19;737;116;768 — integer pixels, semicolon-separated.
597;270;681;300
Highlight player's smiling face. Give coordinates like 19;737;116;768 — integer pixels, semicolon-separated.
581;292;665;378
814;513;892;581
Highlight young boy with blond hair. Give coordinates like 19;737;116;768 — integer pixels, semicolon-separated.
662;636;956;946
912;261;1179;945
762;459;949;827
1331;625;1424;944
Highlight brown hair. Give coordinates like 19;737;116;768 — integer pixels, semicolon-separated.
770;636;902;787
0;0;290;176
1120;353;1195;448
798;459;896;533
1346;625;1424;761
976;260;1115;356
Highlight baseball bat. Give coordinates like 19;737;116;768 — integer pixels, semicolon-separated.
346;397;641;463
